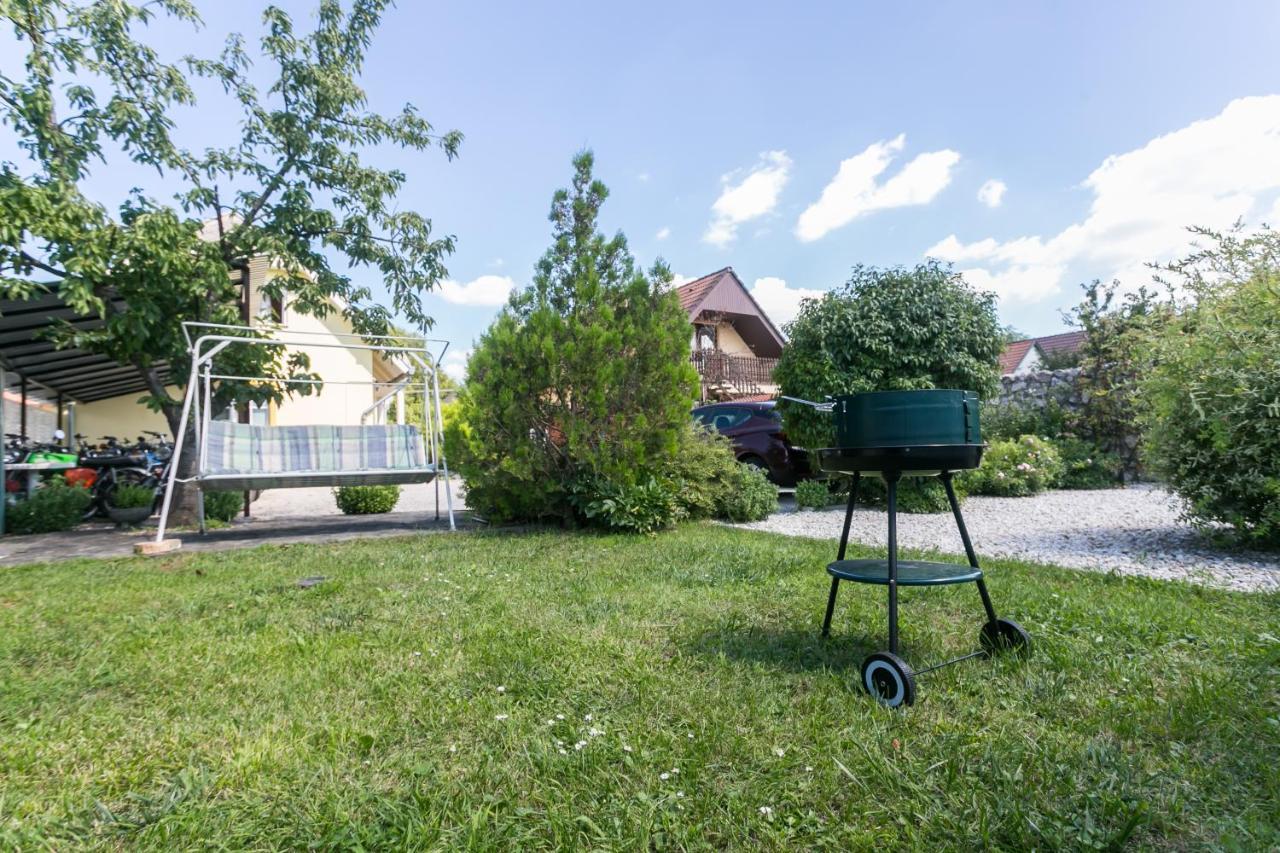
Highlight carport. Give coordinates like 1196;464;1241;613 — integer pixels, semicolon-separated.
0;291;171;533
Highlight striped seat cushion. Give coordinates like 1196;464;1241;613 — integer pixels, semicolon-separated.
203;421;427;476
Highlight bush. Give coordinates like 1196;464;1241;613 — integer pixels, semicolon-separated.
664;423;740;520
569;475;679;534
1054;437;1122;490
982;399;1068;442
1139;226;1280;547
457;153;698;524
844;475;959;514
334;485;401;515
4;481;92;534
718;464;778;522
110;483;156;509
795;479;837;510
203;490;245;522
963;435;1063;497
775;261;1003;449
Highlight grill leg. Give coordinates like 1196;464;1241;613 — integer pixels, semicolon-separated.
886;472;900;655
822;475;860;638
942;472;998;624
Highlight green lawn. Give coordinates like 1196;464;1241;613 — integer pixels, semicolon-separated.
1;526;1277;850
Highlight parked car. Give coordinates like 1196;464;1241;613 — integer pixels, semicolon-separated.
692;401;811;487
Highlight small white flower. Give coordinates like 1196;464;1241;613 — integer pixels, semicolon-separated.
555;713;565;720
558;748;567;755
556;739;565;746
676;791;685;798
622;745;633;753
773;748;785;757
494;714;509;721
412;651;422;657
496;685;506;694
759;806;774;817
659;772;670;781
448;745;457;753
574;740;587;750
670;767;679;775
545;719;555;726
996;472;1006;479
584;714;593;722
805;765;813;772
687;733;694;739
588;727;603;737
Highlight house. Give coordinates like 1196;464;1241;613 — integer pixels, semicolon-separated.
998;330;1087;376
675;268;785;401
0;255;409;448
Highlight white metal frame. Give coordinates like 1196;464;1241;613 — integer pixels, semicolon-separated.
154;321;455;543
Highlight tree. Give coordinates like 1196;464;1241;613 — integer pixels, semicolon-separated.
774;261;1003;450
1139;225;1280;547
1061;279;1166;476
456;151;698;524
0;0;459;518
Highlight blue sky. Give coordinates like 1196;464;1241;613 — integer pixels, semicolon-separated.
7;1;1280;378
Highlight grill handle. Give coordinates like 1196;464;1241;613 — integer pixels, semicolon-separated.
779;395;837;413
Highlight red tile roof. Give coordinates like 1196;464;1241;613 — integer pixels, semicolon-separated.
998;339;1036;375
675;268;732;313
1033;330;1087;356
733;393;776;403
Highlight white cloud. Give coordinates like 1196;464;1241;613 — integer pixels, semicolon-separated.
928;95;1280;304
637;171;651;183
977;179;1006;208
438;274;515;307
661;272;693;291
656;226;671;241
704;150;792;247
749;276;825;329
440;348;471;383
796;135;960;242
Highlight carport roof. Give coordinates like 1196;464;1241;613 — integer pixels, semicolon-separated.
0;291;170;402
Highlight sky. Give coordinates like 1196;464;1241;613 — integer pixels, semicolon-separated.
6;1;1280;380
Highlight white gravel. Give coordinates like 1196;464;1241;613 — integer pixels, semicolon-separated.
733;484;1280;593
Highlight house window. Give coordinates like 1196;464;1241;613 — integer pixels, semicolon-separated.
695;323;717;351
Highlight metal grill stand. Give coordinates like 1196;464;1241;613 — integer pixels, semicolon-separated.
818;459;1030;708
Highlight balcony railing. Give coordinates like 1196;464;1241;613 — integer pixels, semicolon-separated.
690;350;778;394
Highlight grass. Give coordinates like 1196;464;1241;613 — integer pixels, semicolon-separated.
1;525;1277;850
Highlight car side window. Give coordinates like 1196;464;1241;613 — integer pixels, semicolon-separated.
711;408;751;431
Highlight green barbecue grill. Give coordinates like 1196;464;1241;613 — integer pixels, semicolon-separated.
784;389;1031;707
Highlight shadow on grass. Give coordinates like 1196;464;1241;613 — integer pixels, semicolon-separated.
681;621;881;674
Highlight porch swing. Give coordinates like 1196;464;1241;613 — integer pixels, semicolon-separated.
151;321;455;548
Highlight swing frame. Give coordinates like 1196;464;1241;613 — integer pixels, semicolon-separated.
153;321;456;545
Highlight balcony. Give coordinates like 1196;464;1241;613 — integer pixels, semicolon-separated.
690;350;779;398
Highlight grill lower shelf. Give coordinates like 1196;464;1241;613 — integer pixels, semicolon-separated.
816;444;983;476
827;559;983;586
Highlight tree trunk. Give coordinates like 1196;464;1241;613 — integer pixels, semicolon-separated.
162;400;202;527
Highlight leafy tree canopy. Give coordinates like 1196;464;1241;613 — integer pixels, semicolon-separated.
775;261;1002;449
0;0;460;432
456;151;698;524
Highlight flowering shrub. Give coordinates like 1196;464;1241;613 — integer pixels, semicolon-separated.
1053;437;1122;490
963;435;1063;497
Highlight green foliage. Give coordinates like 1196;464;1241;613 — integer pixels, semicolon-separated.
458;152;698;524
0;0;460;432
204;490;245;522
981;398;1068;442
718;465;778;522
795;479;837;510
845;476;959;514
1054;438;1122;490
1139;226;1280;547
963;436;1063;497
109;483;156;510
776;261;1003;449
333;485;401;515
663;423;741;521
4;481;91;534
569;475;679;535
1063;280;1168;475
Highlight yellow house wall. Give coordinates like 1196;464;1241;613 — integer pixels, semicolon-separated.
270;304;376;427
715;321;754;356
73;387;178;443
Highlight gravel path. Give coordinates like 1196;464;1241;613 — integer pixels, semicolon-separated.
733;485;1280;593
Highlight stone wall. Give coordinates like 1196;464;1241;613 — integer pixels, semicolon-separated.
996;367;1082;412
